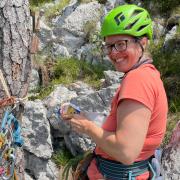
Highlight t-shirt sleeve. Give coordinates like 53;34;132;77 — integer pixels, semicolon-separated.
118;70;156;112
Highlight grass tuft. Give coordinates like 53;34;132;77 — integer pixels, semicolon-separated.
52;149;73;167
52;57;108;89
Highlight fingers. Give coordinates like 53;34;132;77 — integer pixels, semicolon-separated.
73;113;86;119
61;114;73;120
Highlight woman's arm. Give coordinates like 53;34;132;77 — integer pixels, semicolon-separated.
68;99;151;165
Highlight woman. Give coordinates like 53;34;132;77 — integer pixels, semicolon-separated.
62;4;168;180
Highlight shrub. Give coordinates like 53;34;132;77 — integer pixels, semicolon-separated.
142;0;180;17
150;39;180;113
52;57;108;89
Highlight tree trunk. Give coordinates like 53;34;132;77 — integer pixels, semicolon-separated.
0;0;32;179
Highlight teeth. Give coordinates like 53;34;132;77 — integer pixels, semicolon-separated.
116;58;124;62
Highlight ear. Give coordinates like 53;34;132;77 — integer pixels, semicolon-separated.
140;37;148;49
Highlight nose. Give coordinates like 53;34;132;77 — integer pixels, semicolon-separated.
108;47;120;59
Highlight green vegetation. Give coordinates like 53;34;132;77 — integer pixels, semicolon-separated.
150;37;180;146
62;154;83;180
62;151;92;180
78;0;107;3
52;147;92;180
78;0;96;3
162;113;180;147
52;148;87;180
29;57;109;100
150;39;180;113
44;0;71;20
142;0;180;17
29;0;53;11
29;0;70;20
52;149;73;167
52;57;107;88
29;0;53;6
29;85;54;100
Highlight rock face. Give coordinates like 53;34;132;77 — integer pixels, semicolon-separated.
23;70;123;179
162;121;180;180
62;2;103;37
22;100;59;179
22;100;53;158
29;69;40;91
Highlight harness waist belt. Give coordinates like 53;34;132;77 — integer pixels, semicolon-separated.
95;155;151;180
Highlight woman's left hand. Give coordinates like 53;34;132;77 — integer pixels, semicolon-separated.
69;113;92;134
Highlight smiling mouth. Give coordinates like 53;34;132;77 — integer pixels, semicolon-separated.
115;58;125;63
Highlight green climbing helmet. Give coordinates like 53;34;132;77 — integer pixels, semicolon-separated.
101;4;153;39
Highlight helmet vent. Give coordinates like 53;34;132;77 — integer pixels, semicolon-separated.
131;9;143;17
114;13;125;25
137;25;147;31
125;19;138;30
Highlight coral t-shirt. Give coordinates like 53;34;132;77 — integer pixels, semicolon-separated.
87;64;168;180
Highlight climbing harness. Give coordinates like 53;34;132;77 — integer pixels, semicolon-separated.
95;155;156;180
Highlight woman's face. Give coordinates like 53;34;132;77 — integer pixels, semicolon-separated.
105;34;143;72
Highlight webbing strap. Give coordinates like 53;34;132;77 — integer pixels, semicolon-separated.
95;155;151;180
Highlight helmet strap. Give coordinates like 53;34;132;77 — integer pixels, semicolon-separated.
135;38;144;63
125;39;152;74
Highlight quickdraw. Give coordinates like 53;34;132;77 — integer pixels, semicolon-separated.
0;69;24;179
0;109;24;180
